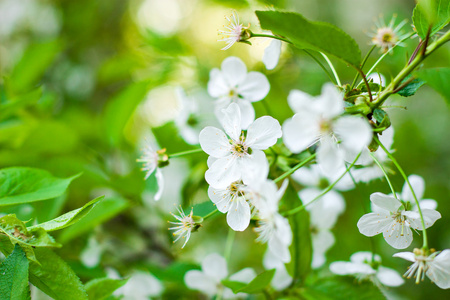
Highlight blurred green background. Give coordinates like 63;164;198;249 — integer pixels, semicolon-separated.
0;0;449;299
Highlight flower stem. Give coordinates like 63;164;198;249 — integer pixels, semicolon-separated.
203;209;219;221
368;152;399;200
374;136;429;250
303;50;337;84
249;33;293;44
273;153;316;183
168;148;203;158
282;152;361;216
224;228;235;262
320;52;341;86
351;45;376;89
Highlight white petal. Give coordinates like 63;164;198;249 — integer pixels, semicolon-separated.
229;268;257;284
350;251;381;264
235;99;255;130
333;116;372;154
80;237;102;267
221;56;247;88
317;83;343;118
329;261;375;275
268;236;291;263
238;72;270;102
184;270;217;296
370;192;402;212
246;116;282;150
263;39;281;70
202;253;228;282
208;186;232;213
205;156;240;189
282;113;320;153
357;212;392;237
428;250;450;289
208;68;229;98
241;150;268;186
382;221;413;249
418;199;438;210
154;168;164;201
124;272;163;298
317;135;343;175
312;230;335;269
274;214;293;245
291;165;321;187
392;251;416;262
404;209;441;230
270;266;293;291
367;73;386;86
401;174;425;203
199;127;231;157
376;267;404;287
226;198;251;231
219;102;242;141
287;89;314;113
207;156;217;168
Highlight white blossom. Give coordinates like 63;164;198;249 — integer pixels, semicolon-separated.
263;39;282;70
330;251;404;287
369;15;408;53
263;249;293;290
108;269;163;300
137;143;166;201
283;83;372;174
394;248;450;289
168;206;197;248
208;57;270;129
218;11;249;50
400;174;438;211
199;102;281;189
357;192;441;249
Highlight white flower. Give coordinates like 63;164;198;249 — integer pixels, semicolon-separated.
168;206;197;248
174;87;218;145
80;235;103;268
357;192;441;249
394;248;450;289
208;57;270;129
369;15;408;53
199;102;281;189
218;11;249;50
137;143;166;201
298;188;346;268
292;164;355;192
400;174;438;211
283;83;372;174
263;250;292;291
255;180;292;263
263;39;282;70
330;251;404;287
184;253;256;298
367;73;386;86
108;269;163;300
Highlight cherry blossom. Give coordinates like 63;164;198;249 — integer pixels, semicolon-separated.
168;206;198;248
137;143;167;201
218;11;249;51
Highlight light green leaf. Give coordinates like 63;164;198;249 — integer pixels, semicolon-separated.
256;11;361;68
28;248;88;300
28;196;104;232
59;197;129;243
0;88;42;121
0;167;80;206
416;68;450;101
301;276;385;300
0;244;30;300
237;269;276;294
85;278;128;300
413;0;450;39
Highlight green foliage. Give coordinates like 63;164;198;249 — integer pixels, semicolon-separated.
222;269;275;294
0;88;42;121
255;11;361;68
0;167;79;206
413;0;450;39
396;77;426;97
28;196;104;232
301;276;385;300
372;108;391;131
28;248;88;300
416;68;450;101
85;278;128;300
0;244;30;300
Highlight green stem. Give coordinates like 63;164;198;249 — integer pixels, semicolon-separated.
320;52;341;86
374;136;429;250
250;33;293;44
351;45;376;89
203;209;219;221
282;152;361;216
303;50;336;84
168;148;203;158
273;153;316;183
224;228;235;262
368;152;399;200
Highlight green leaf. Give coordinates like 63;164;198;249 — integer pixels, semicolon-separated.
301;276;385;300
237;269;276;294
0;88;42;121
85;278;128;300
103;81;150;146
59;197;129;243
28;196;104;232
0;244;30;300
416;68;450;101
372;108;391;130
0;214;60;248
256;11;361;67
413;0;450;39
396;77;426;97
28;248;88;300
221;280;247;292
0;167;80;207
282;184;312;284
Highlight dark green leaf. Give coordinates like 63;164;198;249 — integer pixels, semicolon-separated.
29;248;88;300
28;196;104;232
413;0;450;39
372;108;391;130
0;244;30;300
416;68;450;101
85;278;128;300
396;77;426;97
256;11;361;67
301;276;385;300
0;167;80;207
